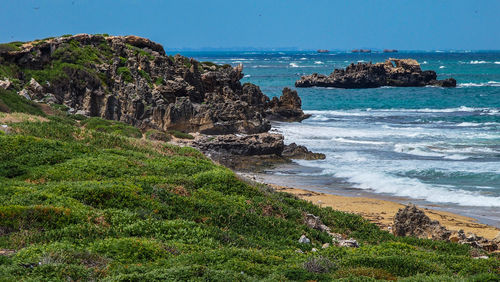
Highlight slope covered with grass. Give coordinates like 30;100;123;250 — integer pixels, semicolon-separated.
0;96;499;281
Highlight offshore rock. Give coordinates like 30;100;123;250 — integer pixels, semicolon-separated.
266;87;311;122
295;58;456;88
193;133;284;156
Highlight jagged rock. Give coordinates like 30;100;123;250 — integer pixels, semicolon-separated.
17;89;31;100
283;143;326;160
0;34;284;136
321;243;330;249
193;133;284;156
393;205;451;240
296;58;456;88
266;87;310;122
493;232;500;244
299;235;311;244
305;213;331;233
338;239;359;248
393;205;498;252
0;78;11;90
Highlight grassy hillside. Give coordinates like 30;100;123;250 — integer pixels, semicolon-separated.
0;89;499;281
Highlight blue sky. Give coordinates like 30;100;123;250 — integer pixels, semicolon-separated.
1;0;499;50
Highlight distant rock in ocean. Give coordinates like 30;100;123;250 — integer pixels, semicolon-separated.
383;49;398;53
295;58;457;88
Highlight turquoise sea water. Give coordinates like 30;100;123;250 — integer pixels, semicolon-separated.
183;51;500;226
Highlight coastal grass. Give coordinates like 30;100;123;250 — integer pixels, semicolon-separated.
0;106;498;281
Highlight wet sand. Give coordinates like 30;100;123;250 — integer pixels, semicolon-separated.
271;184;499;240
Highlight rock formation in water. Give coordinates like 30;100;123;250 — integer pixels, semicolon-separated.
295;58;456;88
0;34;318;167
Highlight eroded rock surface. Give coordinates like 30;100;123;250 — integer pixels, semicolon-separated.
393;205;498;251
296;58;456;88
0;34;308;135
283;143;326;160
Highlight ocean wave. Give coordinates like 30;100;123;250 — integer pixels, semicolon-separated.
439;66;445;69
458;81;500;87
333;169;500;207
421;61;428;65
289;63;299;68
495;62;500;64
306;106;499;116
470;60;489;64
243;74;251;78
314;61;324;64
333;137;386;145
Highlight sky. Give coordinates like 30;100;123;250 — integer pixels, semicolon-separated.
1;0;499;50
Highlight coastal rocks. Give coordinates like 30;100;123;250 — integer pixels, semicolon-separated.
0;78;11;90
193;133;284;156
305;213;331;233
304;213;359;248
192;133;286;170
283;143;326;160
393;205;451;240
295;58;456;88
0;34;277;135
393;205;498;251
266;87;310;122
299;235;311;244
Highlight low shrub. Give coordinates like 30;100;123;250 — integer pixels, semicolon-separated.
168;129;194;139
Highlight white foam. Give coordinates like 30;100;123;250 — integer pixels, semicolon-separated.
289;63;299;68
333;137;387;145
314;61;324;64
495;62;500;64
458;81;500;87
439;66;445;69
470;60;489;64
333;169;500;207
300;57;307;60
243;74;251;78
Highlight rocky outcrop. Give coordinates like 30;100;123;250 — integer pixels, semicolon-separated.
266;87;310;122
193;133;284;156
295;58;456;88
283;143;326;160
393;205;498;251
0;34;309;136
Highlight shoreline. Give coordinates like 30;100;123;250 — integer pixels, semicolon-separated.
238;172;500;241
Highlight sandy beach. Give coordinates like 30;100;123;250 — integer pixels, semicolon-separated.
269;184;500;241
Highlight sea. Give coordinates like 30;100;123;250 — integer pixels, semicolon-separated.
181;50;500;227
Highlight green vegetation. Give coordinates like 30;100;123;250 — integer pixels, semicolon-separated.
0;35;498;280
117;67;133;83
145;129;171;141
0;100;498;281
126;44;155;60
168;129;194;139
154;77;164;86
81;117;141;138
0;89;44;115
0;41;23;52
138;69;152;84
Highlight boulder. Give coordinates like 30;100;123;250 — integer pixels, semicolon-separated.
299;235;311;244
338;239;359;248
296;58;456;88
393;205;498;251
393;205;451;240
266;88;311;122
283;143;326;160
0;79;11;90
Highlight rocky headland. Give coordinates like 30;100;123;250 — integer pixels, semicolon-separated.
0;34;318;169
295;58;457;88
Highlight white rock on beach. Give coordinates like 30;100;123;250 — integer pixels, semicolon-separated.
298;235;310;244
